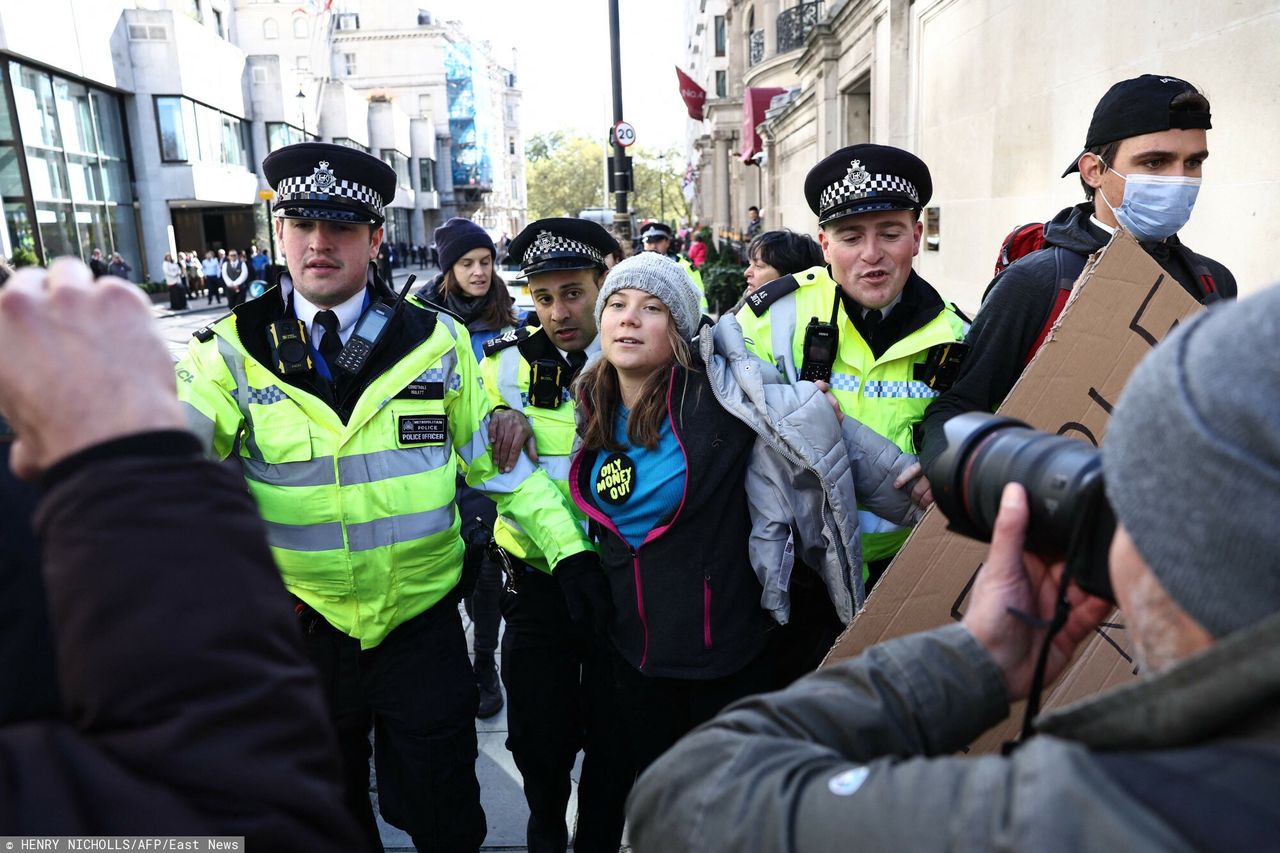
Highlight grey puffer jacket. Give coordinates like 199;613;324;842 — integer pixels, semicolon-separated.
629;614;1280;853
700;315;922;624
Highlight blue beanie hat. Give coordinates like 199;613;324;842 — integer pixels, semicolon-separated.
434;217;495;274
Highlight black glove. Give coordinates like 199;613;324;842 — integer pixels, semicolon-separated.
555;552;613;635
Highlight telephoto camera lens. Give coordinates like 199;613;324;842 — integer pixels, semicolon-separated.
926;413;1115;601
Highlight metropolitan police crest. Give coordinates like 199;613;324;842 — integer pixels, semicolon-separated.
844;159;869;190
530;230;558;258
312;160;337;192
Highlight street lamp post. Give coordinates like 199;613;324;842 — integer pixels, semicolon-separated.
296;87;307;138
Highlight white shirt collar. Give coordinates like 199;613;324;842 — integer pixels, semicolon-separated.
1090;214;1117;235
865;291;903;319
290;280;368;347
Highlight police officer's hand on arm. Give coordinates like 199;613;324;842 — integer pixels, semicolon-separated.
961;483;1111;700
0;259;186;480
488;407;537;472
893;461;934;510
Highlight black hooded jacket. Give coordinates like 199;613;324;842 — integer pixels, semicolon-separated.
918;203;1235;468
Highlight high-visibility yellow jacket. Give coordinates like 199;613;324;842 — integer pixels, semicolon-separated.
736;265;967;562
478;325;596;574
176;285;591;648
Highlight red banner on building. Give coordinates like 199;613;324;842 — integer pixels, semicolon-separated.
675;67;707;121
741;87;786;162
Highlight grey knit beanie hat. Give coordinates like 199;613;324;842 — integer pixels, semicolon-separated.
595;252;701;339
1103;285;1280;638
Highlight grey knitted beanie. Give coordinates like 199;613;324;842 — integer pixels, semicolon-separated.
595;252;701;339
1103;285;1280;638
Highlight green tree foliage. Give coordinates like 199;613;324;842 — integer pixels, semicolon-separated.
526;131;690;226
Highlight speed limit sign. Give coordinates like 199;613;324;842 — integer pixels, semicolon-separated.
613;121;637;148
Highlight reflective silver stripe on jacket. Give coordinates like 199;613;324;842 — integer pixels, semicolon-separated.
347;504;456;552
243;456;337;487
216;337;264;462
538;454;572;483
858;509;906;536
337;444;453;485
181;401;217;453
263;519;346;552
496;347;525;411
771;293;799;383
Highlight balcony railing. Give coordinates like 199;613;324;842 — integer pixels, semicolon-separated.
748;29;764;66
777;1;823;54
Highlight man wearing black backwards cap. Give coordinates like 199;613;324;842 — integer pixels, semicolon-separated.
630;283;1280;853
478;217;632;853
736;143;962;612
176;143;599;853
919;75;1236;470
640;220;707;310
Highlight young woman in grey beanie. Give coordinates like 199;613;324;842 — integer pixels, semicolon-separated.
567;251;927;780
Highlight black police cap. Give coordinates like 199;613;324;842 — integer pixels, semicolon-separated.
804;143;932;226
639;221;674;242
1062;75;1211;176
263;142;397;225
509;217;622;277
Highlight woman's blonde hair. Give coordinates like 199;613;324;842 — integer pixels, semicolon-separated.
577;307;696;451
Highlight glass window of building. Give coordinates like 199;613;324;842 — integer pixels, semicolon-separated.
714;16;727;56
154;96;246;168
263;18;278;39
3;61;139;268
187;0;203;24
343;53;357;76
333;137;369;153
212;8;224;38
293;16;307;38
266;122;306;152
419;157;435;193
336;13;359;30
716;70;727;98
380;149;410;188
418;93;432;118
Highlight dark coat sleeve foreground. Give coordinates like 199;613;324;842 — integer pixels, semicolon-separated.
0;449;367;850
626;624;1197;853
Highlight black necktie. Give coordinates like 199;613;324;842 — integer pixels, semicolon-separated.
862;308;882;343
315;310;342;375
567;350;588;370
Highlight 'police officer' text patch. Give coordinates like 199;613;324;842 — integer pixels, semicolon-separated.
399;415;447;445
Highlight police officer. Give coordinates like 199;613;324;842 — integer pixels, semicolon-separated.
640;221;707;311
176;143;606;853
735;144;964;637
479;218;632;853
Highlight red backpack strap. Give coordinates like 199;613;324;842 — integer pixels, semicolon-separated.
1024;247;1087;365
1169;244;1221;304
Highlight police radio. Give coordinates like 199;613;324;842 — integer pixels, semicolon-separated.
333;274;416;375
528;360;566;409
799;286;844;384
268;319;313;375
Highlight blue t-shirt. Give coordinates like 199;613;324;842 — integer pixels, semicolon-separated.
590;405;687;550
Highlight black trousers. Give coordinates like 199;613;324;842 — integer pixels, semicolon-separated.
459;483;501;659
769;567;845;687
612;642;776;775
501;568;632;853
300;601;486;853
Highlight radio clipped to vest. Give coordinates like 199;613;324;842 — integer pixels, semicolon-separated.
528;359;566;409
268;318;313;375
799;285;843;383
333;274;417;376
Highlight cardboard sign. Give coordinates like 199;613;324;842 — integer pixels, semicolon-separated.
822;229;1205;752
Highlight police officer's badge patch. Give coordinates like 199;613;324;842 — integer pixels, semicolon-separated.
845;159;870;190
312;160;337;192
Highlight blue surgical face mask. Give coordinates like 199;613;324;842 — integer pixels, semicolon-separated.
1095;158;1201;242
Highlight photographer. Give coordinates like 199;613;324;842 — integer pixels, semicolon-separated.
0;261;364;848
628;286;1280;851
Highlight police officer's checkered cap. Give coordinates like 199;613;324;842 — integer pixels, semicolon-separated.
805;143;933;225
509;217;621;276
263;142;397;224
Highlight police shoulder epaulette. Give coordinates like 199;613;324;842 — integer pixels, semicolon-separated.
191;310;233;342
744;273;801;317
482;325;532;358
